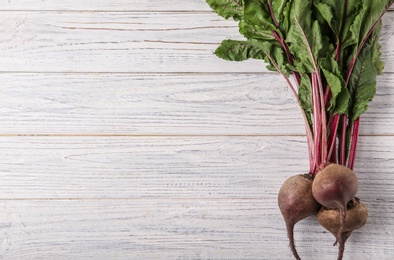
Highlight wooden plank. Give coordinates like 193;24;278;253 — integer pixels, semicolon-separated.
0;12;393;73
0;73;304;135
0;136;393;200
0;198;392;259
0;0;392;11
0;136;305;199
1;73;393;135
0;0;212;11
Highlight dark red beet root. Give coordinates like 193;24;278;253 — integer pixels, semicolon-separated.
312;164;358;243
278;174;320;260
317;197;368;260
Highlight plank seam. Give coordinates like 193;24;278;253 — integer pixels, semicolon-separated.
0;71;393;75
0;134;392;137
0;9;392;13
0;197;265;201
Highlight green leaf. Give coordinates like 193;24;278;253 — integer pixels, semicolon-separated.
348;42;378;121
206;0;244;20
320;57;350;114
241;0;291;38
313;1;367;76
270;0;291;23
349;0;390;48
285;0;312;52
314;1;342;36
371;22;385;75
244;0;291;31
214;39;267;61
340;1;363;50
344;0;392;65
285;0;332;73
239;1;294;47
264;42;290;75
214;39;290;75
239;20;275;41
298;75;313;127
347;20;385;121
243;0;277;31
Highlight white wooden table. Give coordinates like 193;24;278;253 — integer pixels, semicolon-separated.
0;1;393;259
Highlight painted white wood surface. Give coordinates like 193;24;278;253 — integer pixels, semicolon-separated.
0;136;392;200
0;0;213;11
0;2;393;260
0;199;393;260
1;73;394;135
0;0;392;11
0;12;393;73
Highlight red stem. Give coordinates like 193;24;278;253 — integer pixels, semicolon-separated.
318;79;328;167
307;135;314;174
272;31;301;86
323;0;347;166
312;74;321;173
327;114;340;161
347;118;360;170
331;138;337;163
339;115;348;166
268;2;301;87
267;0;280;29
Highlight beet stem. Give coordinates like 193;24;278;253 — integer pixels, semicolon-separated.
327;114;340;161
347;117;360;170
339;115;347;166
286;223;301;260
312;73;321;173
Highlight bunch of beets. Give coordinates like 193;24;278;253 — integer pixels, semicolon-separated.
205;0;394;259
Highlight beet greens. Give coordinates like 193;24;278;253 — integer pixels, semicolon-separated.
206;0;393;259
207;0;393;174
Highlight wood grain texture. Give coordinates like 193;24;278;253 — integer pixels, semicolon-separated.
0;199;393;260
1;73;394;135
0;0;392;11
0;0;212;11
0;73;305;135
0;2;393;260
0;136;393;200
0;136;307;199
0;12;393;73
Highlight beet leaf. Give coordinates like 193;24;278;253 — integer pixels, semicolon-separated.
348;22;384;122
206;0;244;20
208;0;393;171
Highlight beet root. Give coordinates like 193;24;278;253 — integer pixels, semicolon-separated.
312;164;358;243
317;197;368;260
278;174;320;260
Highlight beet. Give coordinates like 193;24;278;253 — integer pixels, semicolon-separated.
312;164;358;243
278;174;320;260
317;197;368;260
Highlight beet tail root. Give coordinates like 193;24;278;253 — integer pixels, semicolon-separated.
286;223;301;260
337;232;352;260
